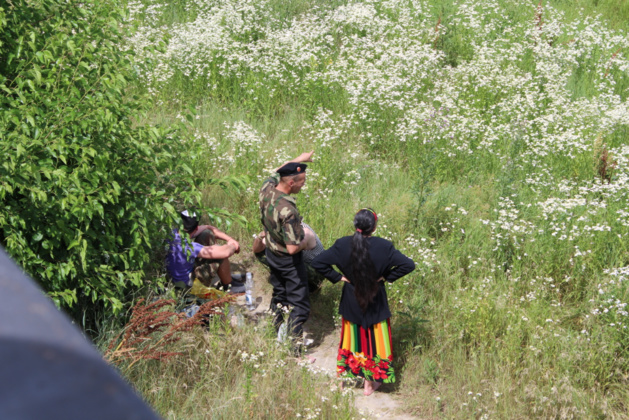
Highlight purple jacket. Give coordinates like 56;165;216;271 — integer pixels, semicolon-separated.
166;229;203;286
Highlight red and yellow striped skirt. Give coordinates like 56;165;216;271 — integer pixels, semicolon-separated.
337;317;395;383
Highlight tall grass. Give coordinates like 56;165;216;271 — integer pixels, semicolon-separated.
100;303;359;419
108;0;629;417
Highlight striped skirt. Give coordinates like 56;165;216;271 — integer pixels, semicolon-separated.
337;317;395;383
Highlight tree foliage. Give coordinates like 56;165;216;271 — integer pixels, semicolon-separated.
0;0;201;316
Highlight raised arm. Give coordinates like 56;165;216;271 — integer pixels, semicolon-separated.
272;151;314;172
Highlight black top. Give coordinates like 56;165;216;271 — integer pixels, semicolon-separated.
311;236;415;328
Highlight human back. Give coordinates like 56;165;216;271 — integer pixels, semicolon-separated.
312;208;415;326
311;208;415;395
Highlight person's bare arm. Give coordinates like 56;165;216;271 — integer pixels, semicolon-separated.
208;225;232;241
197;240;238;260
272;151;315;172
252;231;266;254
302;226;316;250
209;226;240;253
285;242;308;255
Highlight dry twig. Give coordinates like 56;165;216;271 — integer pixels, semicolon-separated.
105;295;236;368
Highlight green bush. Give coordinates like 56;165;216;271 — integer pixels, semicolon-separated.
0;0;200;318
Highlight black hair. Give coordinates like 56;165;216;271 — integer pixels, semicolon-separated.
351;209;379;312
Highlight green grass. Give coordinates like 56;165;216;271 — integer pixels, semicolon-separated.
101;0;629;417
101;308;358;419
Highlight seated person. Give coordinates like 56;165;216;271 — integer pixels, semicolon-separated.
167;210;245;293
180;210;235;248
253;222;325;293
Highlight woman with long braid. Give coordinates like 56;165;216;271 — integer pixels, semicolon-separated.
311;209;415;395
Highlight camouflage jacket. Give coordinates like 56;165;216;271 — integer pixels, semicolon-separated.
259;173;304;255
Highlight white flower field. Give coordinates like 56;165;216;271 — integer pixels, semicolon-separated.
125;0;629;417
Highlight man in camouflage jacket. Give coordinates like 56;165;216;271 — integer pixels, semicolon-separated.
259;151;314;353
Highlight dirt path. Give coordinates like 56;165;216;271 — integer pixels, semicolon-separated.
304;320;419;420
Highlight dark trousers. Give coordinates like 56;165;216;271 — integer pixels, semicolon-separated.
265;248;310;341
255;251;324;293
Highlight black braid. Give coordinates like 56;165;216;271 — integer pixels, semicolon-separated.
351;209;379;312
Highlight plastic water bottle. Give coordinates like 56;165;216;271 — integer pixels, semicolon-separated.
245;272;255;311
